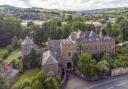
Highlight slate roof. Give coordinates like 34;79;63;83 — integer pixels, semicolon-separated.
42;50;58;65
79;30;100;40
7;69;19;81
6;66;19;83
48;39;62;62
48;40;60;49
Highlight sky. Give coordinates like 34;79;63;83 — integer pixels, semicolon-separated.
0;0;128;10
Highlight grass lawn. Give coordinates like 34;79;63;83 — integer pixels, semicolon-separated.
0;48;8;55
5;49;20;63
11;68;41;89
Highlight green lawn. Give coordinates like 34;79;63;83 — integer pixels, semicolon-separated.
0;48;8;55
5;49;20;63
11;68;41;89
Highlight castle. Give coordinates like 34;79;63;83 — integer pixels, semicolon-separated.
21;30;115;75
43;30;115;75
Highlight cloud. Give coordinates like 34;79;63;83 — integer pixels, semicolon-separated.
0;0;128;10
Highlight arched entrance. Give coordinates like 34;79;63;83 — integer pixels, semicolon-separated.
67;62;73;70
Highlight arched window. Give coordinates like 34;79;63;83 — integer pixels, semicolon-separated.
68;52;71;57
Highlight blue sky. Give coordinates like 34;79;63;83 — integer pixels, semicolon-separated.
0;0;128;10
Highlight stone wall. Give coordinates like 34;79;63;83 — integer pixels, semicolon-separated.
78;40;115;55
42;64;58;75
61;70;67;89
111;68;128;77
60;40;77;69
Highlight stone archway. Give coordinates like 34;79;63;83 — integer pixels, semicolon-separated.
67;62;73;70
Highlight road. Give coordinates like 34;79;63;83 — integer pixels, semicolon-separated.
65;74;128;89
65;74;91;89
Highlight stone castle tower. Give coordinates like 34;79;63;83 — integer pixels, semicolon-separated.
21;36;38;56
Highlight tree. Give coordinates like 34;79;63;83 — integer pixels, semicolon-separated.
34;71;60;89
31;80;42;89
0;16;23;47
49;19;61;39
34;26;48;45
101;53;114;69
72;53;79;67
114;56;127;68
71;19;86;31
72;16;86;22
36;71;47;88
27;21;34;27
116;34;123;43
23;87;31;89
23;49;40;70
106;22;112;36
33;19;64;45
119;20;128;41
61;22;71;38
111;23;121;42
67;15;72;21
12;71;60;89
45;77;56;89
55;75;61;89
114;45;128;68
3;16;23;39
12;80;31;89
71;21;81;31
97;60;109;74
77;52;97;77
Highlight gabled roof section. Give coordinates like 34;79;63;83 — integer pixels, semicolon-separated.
42;50;58;65
22;36;34;45
79;30;100;40
48;40;60;49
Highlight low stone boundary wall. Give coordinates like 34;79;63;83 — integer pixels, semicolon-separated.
111;68;128;77
61;70;67;89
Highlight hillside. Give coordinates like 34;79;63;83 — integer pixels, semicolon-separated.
0;5;64;20
81;7;128;13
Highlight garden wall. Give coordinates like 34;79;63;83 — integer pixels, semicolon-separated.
111;68;128;77
61;70;67;89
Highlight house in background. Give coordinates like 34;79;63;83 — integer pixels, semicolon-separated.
2;61;19;85
107;17;117;23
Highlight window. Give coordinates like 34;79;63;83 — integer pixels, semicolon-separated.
68;52;71;57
